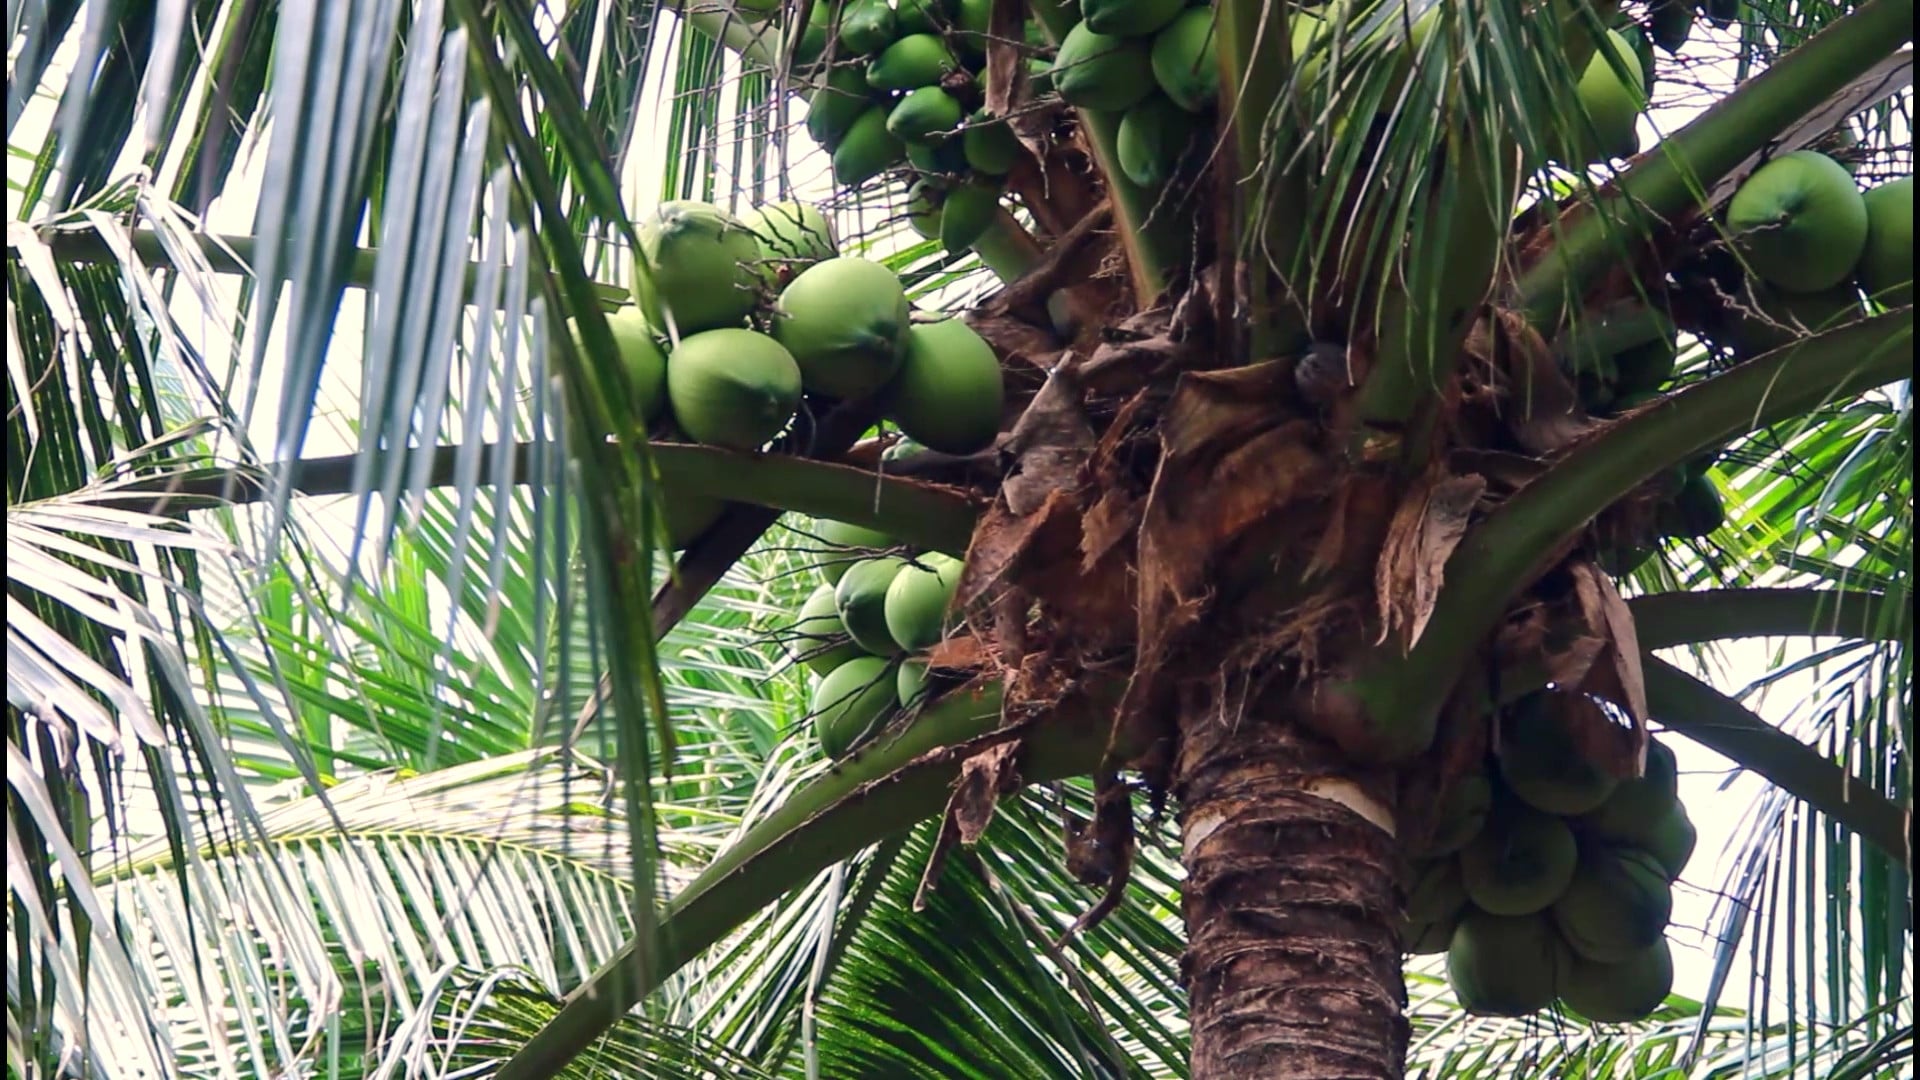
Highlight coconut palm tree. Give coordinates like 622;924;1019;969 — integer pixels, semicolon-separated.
5;0;1911;1078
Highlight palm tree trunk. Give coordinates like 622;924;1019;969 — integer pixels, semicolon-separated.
1176;678;1408;1078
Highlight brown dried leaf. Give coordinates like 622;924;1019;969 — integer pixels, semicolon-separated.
1491;308;1603;454
1001;366;1096;516
912;739;1024;910
1373;470;1488;650
1569;560;1651;732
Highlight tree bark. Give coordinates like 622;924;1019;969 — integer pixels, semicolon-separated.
1176;676;1408;1079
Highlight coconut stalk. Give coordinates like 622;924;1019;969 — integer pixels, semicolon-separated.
1214;0;1309;357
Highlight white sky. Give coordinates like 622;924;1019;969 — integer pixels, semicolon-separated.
7;0;1906;1023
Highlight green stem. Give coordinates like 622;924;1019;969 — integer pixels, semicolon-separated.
1643;657;1909;864
1629;588;1909;650
1215;0;1305;356
496;677;1133;1080
1075;110;1174;308
1514;0;1917;333
1356;308;1913;752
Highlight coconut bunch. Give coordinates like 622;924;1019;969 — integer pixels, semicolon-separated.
784;0;1032;250
782;518;968;759
578;197;1008;549
1402;690;1699;1024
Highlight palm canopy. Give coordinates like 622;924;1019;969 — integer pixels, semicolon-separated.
5;0;1911;1078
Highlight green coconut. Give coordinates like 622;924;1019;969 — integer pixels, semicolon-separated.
833;104;908;186
1497;692;1621;816
1558;27;1646;167
905;179;945;239
773;257;911;399
570;306;668;426
907;136;970;174
1117;94;1188;189
804;517;897;583
1447;911;1571;1018
835;555;910;655
1053;23;1156;112
1857;176;1914;307
808;64;875;151
961;111;1022;176
1551;847;1673;962
741;201;839;291
665;328;804;450
888;85;965;143
954;0;992;58
939;180;1000;251
895;0;948;35
1726;150;1871;293
633;201;762;335
869;34;958;91
1648;0;1693;52
1657;471;1725;540
897;656;930;708
658;492;725;550
1580;739;1680;844
1641;804;1697;881
883;552;964;650
1459;803;1580;916
1149;7;1218;112
812;655;898;759
1406;858;1469;924
1411;769;1494;859
884;315;1006;454
789;0;839;70
839;0;898;54
1560;938;1674;1024
1082;0;1184;37
791;582;870;675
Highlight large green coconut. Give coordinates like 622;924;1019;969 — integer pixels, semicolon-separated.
1053;23;1156;112
1560;938;1674;1023
741;201;839;289
883;552;964;650
884;315;1006;454
808;64;875;151
1150;8;1219;113
887;86;965;144
1580;738;1679;844
1857;176;1914;307
1117;94;1189;189
1082;0;1184;36
1458;803;1580;916
1641;804;1697;881
1410;769;1494;858
1405;858;1469;924
961;111;1022;176
791;582;870;675
938;180;1000;252
570;306;668;426
833;104;908;186
665;328;804;450
772;257;911;400
1551;847;1673;962
1557;28;1646;167
634;201;762;335
835;556;910;655
1447;912;1571;1018
813;655;898;759
869;34;958;91
1726;151;1871;294
897;656;930;708
1497;692;1621;816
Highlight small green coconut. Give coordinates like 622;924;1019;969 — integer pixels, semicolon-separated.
1857;176;1913;307
883;552;964;650
884;315;1006;454
1459;804;1580;916
813;655;898;758
773;257;912;399
1726;150;1871;293
741;201;839;288
897;656;930;708
869;34;958;91
1580;739;1680;844
1082;0;1184;37
1447;912;1571;1018
1117;94;1189;189
887;86;965;143
1053;23;1156;112
570;306;668;426
1150;7;1218;112
961;111;1023;176
665;328;804;450
805;517;896;584
633;201;762;335
938;180;1000;251
833;104;908;186
808;64;875;151
838;0;898;54
1640;804;1698;881
791;581;870;675
1551;847;1673;962
1560;938;1674;1023
835;556;910;655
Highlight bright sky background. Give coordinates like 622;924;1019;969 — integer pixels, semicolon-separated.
9;0;1902;1023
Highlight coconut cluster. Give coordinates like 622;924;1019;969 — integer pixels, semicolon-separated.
1722;152;1912;320
1405;690;1699;1024
784;519;967;759
576;197;1008;549
784;0;1028;250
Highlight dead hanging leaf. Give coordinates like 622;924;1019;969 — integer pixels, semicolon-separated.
1487;308;1603;455
1372;469;1488;651
1001;365;1096;516
1568;560;1650;737
913;739;1025;910
1551;690;1645;783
